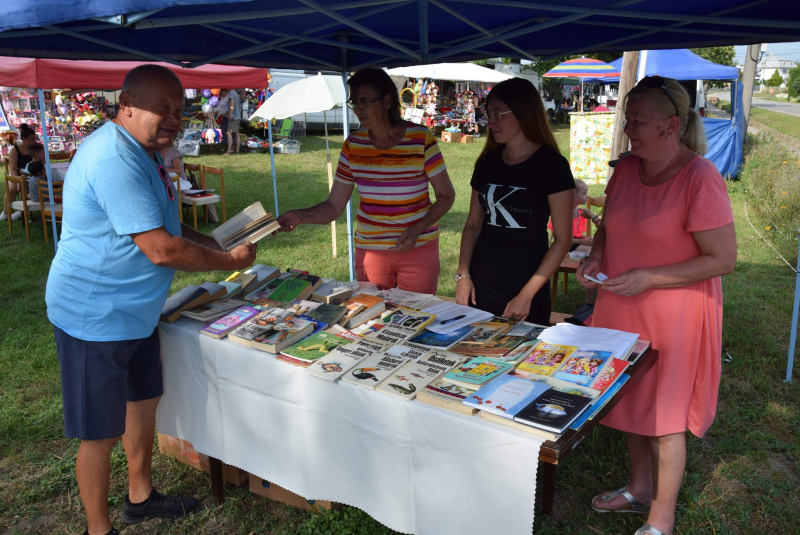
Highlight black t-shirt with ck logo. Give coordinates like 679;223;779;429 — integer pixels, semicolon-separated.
468;145;575;323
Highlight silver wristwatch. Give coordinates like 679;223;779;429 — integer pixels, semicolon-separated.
454;273;471;283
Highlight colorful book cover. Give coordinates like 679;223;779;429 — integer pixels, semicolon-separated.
280;330;351;362
405;325;475;350
551;349;613;387
200;306;261;338
268;277;312;302
419;379;477;406
501;337;541;361
463;375;551;419
251;316;315;351
515;342;578;375
442;356;514;388
228;307;291;345
449;322;542;358
305;338;393;382
297;315;327;335
458;321;510;344
589;358;630;392
307;303;348;326
244;277;284;302
375;352;461;400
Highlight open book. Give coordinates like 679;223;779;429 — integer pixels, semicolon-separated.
211;201;281;251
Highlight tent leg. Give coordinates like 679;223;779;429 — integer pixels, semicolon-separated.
268;126;278;216
787;236;800;383
38;88;58;251
341;52;355;282
324;110;337;259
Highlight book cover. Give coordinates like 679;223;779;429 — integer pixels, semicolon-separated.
218;280;243;299
200;306;261;339
405;325;475;350
357;306;437;343
242;264;280;294
463;375;551;419
374;352;460;400
160;285;209;323
516;342;578;375
244;277;284;302
280;330;352;362
292;272;323;291
551;349;613;387
199;281;227;301
307;303;348;326
180;298;247;321
268;277;312;302
225;272;257;296
340;345;413;389
417;379;478;415
211;201;280;251
513;389;593;434
380;288;436;310
442;356;514;389
342;294;386;328
251;316;316;353
458;321;510;344
305;338;393;382
337;301;365;326
311;282;352;303
525;374;601;399
297;315;327;335
500;337;540;361
348;293;384;310
228;307;291;346
285;299;322;317
589;358;630;392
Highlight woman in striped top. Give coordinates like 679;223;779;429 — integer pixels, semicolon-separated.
278;68;456;294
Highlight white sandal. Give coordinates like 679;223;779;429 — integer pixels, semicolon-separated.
592;485;650;513
634;523;671;535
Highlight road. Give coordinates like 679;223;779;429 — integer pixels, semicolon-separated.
709;91;800;118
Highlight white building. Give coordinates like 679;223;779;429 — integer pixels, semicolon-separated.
756;52;797;85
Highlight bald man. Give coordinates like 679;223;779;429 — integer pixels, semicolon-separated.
45;65;257;535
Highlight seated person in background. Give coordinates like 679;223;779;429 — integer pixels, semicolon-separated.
23;144;45;175
588;99;611;112
26;160;58;203
159;144;219;222
548;178;600;250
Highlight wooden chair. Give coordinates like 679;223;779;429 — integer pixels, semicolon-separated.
201;165;226;222
585;195;606;238
5;173;41;241
36;177;63;244
180;164;224;230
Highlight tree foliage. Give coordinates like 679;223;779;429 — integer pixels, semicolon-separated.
766;69;784;87
690;46;736;89
787;66;800;98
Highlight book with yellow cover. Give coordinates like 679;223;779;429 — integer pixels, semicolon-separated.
515;341;578;375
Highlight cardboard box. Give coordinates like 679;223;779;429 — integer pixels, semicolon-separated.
248;473;340;512
441;131;461;143
157;433;248;486
460;135;474;143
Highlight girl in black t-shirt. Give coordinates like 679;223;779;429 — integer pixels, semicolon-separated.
455;78;575;325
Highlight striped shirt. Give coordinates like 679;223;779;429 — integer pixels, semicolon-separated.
335;123;447;250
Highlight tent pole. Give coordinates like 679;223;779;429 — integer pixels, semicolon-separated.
268;123;278;216
324;109;337;258
38;88;58;250
341;35;355;282
787;236;800;383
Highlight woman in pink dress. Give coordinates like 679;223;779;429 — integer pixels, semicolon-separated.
577;76;737;535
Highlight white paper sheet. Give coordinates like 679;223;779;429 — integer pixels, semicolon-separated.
422;302;494;334
156;319;544;535
538;323;639;359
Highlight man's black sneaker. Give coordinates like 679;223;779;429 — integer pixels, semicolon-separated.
121;488;199;524
81;529;119;535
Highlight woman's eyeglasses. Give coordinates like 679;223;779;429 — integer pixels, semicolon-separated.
486;110;513;122
157;164;175;201
346;94;385;110
639;75;680;117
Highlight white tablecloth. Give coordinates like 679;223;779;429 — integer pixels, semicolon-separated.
156;318;544;535
50;162;69;182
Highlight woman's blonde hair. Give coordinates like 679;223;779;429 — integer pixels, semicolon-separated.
475;77;560;165
624;76;706;155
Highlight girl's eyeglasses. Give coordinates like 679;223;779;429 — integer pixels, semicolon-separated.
486;110;513;122
157;165;175;201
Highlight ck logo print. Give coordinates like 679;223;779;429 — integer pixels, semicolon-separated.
480;184;526;228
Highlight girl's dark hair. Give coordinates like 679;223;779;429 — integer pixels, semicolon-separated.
347;68;402;127
476;77;560;165
19;124;37;140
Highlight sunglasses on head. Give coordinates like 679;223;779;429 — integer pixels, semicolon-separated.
639;76;680;117
157;164;175;201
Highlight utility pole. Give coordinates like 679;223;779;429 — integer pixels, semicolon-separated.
741;43;760;132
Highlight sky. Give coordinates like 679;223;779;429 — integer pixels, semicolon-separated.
734;42;800;65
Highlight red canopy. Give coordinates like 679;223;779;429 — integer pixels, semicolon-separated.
0;56;268;89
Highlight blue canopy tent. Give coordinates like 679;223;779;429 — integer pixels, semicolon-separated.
590;49;744;179
2;1;799;380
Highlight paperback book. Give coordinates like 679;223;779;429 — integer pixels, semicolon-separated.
244;277;284;303
551;349;613;387
228;307;292;346
589;358;630;392
513;389;593;434
311;281;353;303
250;316;316;353
525;374;601;399
279;330;354;366
340;345;414;389
380;288;437;310
160;282;226;323
375;352;461;400
306;303;349;326
305;338;393;382
224;272;257;299
404;325;475;351
441;356;514;390
180;298;247;322
200;305;262;339
357;306;436;343
462;375;549;419
458;321;510;344
242;264;280;295
210;201;280;251
341;294;386;328
570;375;630;430
268;276;314;302
416;379;478;415
515;342;578;375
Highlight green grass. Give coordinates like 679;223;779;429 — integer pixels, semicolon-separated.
719;99;800;140
1;124;798;534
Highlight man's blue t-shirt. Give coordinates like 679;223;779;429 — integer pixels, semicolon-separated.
46;122;182;341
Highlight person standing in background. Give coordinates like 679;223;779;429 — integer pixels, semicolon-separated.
224;89;242;155
216;89;230;143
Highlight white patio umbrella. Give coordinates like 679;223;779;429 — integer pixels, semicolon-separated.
249;73;346;258
385;63;513;83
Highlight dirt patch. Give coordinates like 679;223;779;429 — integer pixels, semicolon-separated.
767;453;799;485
